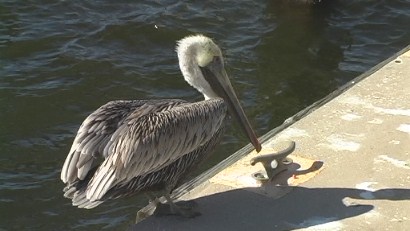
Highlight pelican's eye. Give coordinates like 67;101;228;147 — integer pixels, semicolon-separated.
211;56;223;69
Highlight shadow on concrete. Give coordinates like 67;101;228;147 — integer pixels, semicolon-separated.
130;186;410;231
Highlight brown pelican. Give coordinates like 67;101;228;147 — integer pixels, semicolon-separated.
60;34;261;217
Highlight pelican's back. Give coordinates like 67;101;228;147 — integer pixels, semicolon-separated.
61;98;227;208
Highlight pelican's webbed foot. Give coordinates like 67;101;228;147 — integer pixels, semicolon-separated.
153;195;200;218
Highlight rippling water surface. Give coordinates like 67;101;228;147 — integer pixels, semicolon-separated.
1;1;410;230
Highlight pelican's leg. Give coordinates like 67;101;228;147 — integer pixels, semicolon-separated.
146;192;160;205
136;193;161;223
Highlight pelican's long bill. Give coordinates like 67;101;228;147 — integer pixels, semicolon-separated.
200;57;262;152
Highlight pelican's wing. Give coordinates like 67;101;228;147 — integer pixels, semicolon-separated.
61;99;186;184
86;98;226;201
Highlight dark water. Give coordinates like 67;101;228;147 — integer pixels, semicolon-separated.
1;0;410;230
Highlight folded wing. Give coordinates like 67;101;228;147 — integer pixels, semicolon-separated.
60;98;227;202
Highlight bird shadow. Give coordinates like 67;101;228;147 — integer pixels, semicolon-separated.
130;162;410;231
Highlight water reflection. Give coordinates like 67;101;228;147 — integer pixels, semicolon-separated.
252;2;345;133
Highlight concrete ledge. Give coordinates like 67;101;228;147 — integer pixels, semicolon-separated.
130;45;410;231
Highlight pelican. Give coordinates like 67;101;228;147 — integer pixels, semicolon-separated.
61;34;261;218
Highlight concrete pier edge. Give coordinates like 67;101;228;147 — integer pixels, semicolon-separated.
171;44;410;201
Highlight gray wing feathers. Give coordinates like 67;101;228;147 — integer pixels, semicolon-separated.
61;101;133;184
61;100;186;184
86;99;226;201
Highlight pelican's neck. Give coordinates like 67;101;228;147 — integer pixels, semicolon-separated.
176;35;218;100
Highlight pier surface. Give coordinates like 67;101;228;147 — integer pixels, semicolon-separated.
131;46;410;231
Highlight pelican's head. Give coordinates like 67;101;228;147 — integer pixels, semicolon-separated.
176;35;224;99
176;35;261;152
